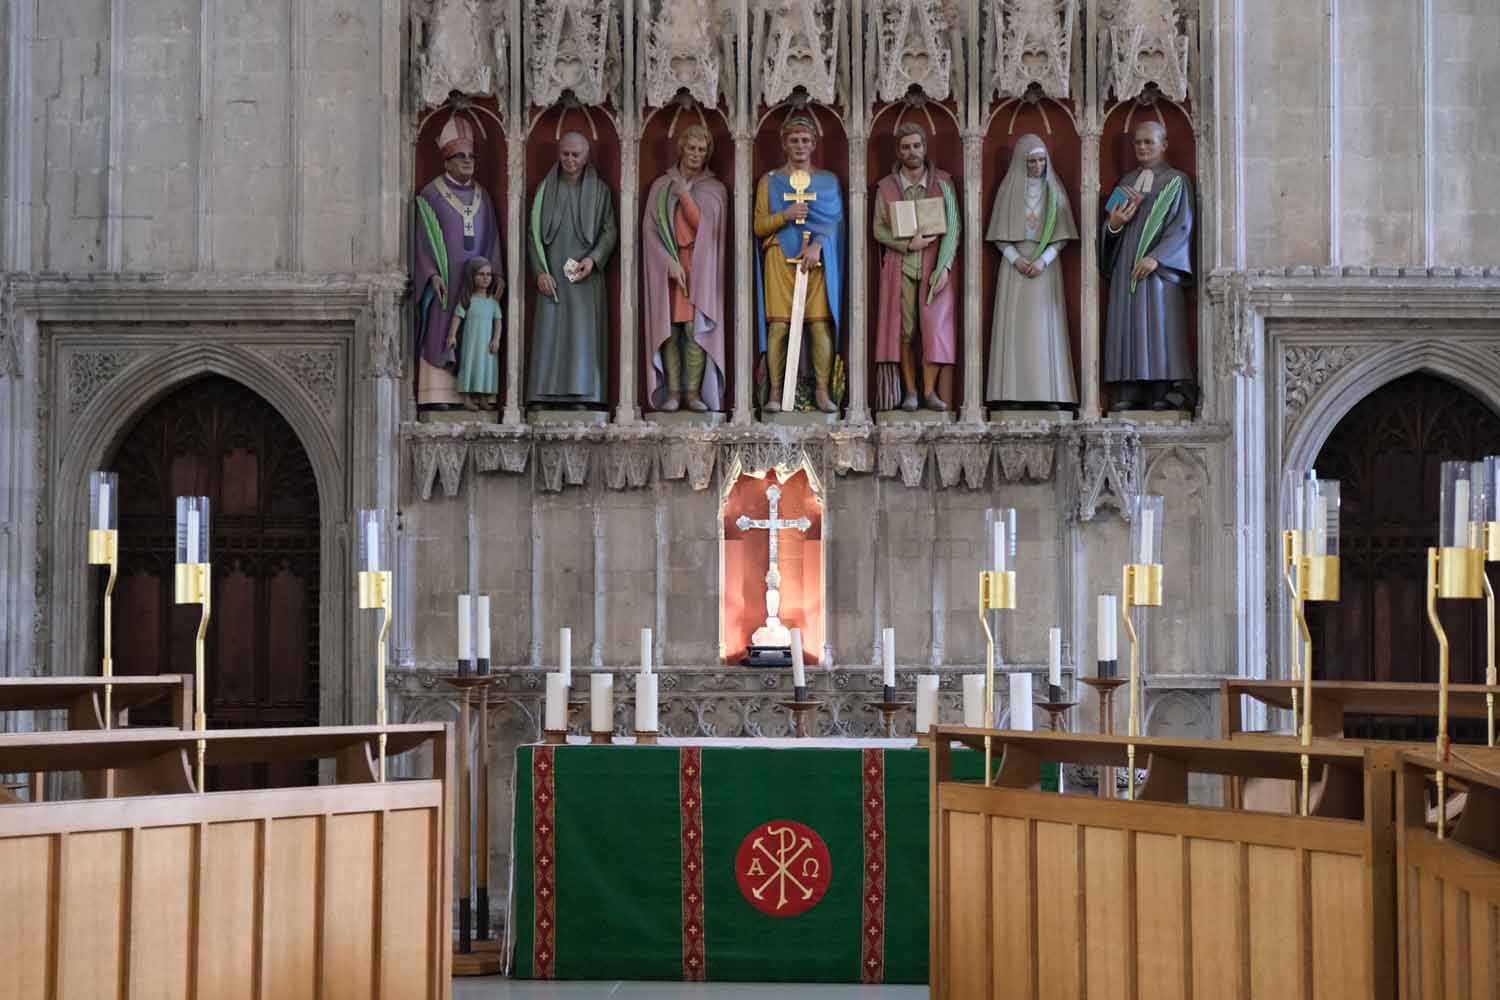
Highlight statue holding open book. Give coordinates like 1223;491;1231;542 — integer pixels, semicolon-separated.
1100;121;1195;414
872;122;960;413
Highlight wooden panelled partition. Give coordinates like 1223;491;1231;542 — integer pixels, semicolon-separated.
1397;750;1500;1000
930;728;1396;1000
0;724;452;1000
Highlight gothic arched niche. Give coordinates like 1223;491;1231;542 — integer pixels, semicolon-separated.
1308;372;1500;740
105;375;321;789
867;99;965;411
721;469;825;665
981;99;1083;411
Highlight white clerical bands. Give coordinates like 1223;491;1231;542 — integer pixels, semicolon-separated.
1001;243;1060;268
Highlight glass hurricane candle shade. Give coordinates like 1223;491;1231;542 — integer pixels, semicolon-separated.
175;496;211;565
1479;457;1500;560
358;508;385;573
1438;461;1485;599
89;471;119;533
1128;495;1163;566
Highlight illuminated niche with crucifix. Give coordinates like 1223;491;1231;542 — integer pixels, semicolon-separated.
720;454;827;666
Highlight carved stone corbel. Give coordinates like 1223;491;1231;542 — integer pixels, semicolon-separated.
1100;0;1190;104
604;444;655;489
436;440;469;497
473;438;531;474
526;0;622;107
934;439;989;489
995;436;1054;481
871;0;957;103
412;439;443;501
878;438;927;486
1071;425;1142;521
985;0;1075;100
829;433;874;475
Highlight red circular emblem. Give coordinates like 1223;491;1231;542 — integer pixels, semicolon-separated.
734;819;832;917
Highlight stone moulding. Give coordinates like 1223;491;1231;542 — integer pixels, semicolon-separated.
399;416;1223;498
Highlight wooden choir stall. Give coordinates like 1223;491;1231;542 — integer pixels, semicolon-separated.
0;723;453;1000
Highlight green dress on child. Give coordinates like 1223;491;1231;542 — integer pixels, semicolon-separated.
455;295;502;394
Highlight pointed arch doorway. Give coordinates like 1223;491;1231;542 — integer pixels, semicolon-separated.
105;375;322;788
1307;372;1500;741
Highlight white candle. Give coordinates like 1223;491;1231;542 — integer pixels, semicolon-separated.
635;673;659;732
545;672;568;731
476;596;491;659
882;627;896;687
790;627;806;688
97;482;111;531
1009;673;1034;730
590;673;614;733
457;594;472;662
962;674;987;728
365;517;379;572
640;627;653;675
1048;628;1062;687
1138;507;1154;565
1311;494;1329;557
186;507;200;564
560;627;572;687
1454;479;1471;547
1098;595;1118;661
914;674;939;733
991;522;1004;573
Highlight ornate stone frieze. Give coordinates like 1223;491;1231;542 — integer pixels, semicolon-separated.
985;0;1075;101
1070;424;1141;521
1101;0;1190;104
933;439;989;488
995;436;1053;481
526;0;622;107
604;444;655;489
264;348;341;412
66;350;142;415
754;0;845;107
877;440;927;486
871;0;959;104
1281;345;1365;424
411;0;509;110
537;441;593;492
641;0;732;108
473;439;531;474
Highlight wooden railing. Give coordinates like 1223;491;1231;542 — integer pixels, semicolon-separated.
0;723;452;1000
1396;749;1500;1000
930;727;1396;1000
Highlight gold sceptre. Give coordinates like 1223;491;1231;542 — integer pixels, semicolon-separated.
357;509;393;781
174;496;212;792
980;508;1018;787
88;472;120;729
1294;475;1340;816
1124;495;1164;800
1431;462;1485;838
1479;456;1500;748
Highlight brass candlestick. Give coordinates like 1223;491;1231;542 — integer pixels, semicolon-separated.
175;559;211;791
1122;562;1162;799
88;528;119;727
1293;548;1339;815
1428;543;1483;838
1484;520;1499;748
359;568;393;781
979;568;1016;786
1081;677;1126;797
1281;529;1303;740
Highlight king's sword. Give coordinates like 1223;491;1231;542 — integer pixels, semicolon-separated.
781;231;812;413
736;484;812;647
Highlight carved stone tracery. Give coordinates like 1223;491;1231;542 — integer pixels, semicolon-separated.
871;0;958;104
641;0;731;108
986;0;1075;101
754;0;845;107
412;0;510;110
527;0;622;107
1101;0;1190;104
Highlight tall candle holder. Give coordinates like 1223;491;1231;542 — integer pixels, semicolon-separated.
1123;495;1163;800
1479;456;1500;748
1292;476;1341;815
1281;468;1306;741
87;472;119;728
980;507;1018;786
357;509;392;781
1430;461;1485;838
174;496;212;791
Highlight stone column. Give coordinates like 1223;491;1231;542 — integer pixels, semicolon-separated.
503;5;526;427
731;0;755;425
843;0;870;424
960;129;986;425
615;0;641;423
1079;126;1102;420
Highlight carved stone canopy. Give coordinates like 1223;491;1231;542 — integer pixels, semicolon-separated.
872;0;958;104
1101;0;1190;104
986;0;1075;101
527;0;623;108
412;0;510;110
756;0;845;107
642;0;731;108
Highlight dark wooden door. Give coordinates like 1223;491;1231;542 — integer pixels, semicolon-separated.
107;375;321;788
1307;372;1500;741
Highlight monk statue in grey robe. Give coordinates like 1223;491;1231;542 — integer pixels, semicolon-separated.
1100;121;1195;413
527;132;618;408
985;134;1078;411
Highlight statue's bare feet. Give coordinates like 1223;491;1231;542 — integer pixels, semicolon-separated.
900;391;919;411
684;391;708;413
661;392;682;412
815;388;837;413
923;392;948;411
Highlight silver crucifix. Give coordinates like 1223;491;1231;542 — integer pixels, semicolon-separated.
736;485;812;648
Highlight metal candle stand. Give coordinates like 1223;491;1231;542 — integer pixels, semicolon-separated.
1081;676;1126;797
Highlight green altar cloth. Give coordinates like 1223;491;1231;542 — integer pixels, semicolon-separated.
507;743;984;983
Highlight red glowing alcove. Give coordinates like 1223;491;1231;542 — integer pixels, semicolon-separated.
721;469;824;665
